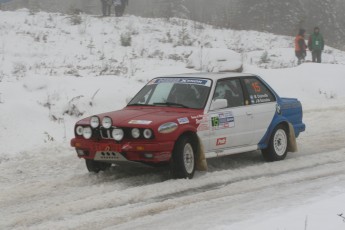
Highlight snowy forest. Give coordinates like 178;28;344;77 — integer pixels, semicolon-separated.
2;0;345;50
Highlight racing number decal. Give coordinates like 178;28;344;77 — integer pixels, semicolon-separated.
211;116;219;127
251;82;261;93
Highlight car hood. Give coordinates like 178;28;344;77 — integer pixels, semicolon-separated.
77;106;203;127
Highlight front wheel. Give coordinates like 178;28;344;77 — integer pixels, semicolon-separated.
85;159;111;173
170;136;196;179
262;125;288;162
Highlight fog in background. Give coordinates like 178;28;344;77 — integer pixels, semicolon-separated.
2;0;345;50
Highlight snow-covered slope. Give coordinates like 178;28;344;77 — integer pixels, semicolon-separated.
1;10;345;230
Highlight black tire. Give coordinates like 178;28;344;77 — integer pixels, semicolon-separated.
170;136;196;179
262;125;288;162
85;159;111;173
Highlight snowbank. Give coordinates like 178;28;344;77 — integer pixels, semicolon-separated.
1;9;345;230
186;48;243;72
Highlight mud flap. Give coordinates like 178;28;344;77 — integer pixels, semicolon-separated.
196;136;208;171
287;123;298;152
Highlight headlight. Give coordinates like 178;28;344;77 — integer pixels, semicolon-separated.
158;122;178;134
82;126;92;139
112;128;124;141
102;117;112;129
76;126;84;135
90;116;100;128
131;128;140;139
143;129;153;139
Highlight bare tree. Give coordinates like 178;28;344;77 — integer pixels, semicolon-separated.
2;0;345;50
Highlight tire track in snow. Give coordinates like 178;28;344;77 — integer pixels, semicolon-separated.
3;148;345;229
31;149;345;230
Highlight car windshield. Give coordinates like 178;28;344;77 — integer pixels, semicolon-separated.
128;78;212;109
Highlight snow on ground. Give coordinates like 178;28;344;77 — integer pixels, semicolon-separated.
1;9;345;230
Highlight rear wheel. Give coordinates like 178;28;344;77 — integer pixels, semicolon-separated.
170;136;196;179
85;159;111;173
262;125;288;162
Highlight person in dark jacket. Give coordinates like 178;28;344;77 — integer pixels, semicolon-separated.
101;0;111;16
114;0;128;17
121;0;129;15
308;27;325;63
295;29;307;65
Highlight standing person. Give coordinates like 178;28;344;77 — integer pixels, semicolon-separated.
295;29;307;65
114;0;122;17
308;27;325;63
100;0;111;16
120;0;129;16
114;0;128;17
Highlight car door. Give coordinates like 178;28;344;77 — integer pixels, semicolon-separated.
207;78;254;150
242;77;277;145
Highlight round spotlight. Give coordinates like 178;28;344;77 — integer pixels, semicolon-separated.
82;126;92;139
90;116;100;128
102;117;112;129
76;126;84;136
131;128;140;139
112;128;124;141
158;122;178;134
143;129;153;139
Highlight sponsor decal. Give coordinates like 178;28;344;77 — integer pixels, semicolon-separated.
177;117;189;124
191;114;203;119
211;112;235;130
179;79;209;85
252;94;271;103
192;114;208;124
150;78;211;87
216;137;227;146
128;120;152;125
250;95;255;104
276;104;281;114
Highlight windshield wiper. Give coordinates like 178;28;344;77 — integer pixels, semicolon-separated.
153;102;190;108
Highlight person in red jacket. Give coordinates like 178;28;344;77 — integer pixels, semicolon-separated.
295;29;307;65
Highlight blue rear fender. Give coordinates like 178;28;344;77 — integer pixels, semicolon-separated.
258;98;305;150
279;97;306;137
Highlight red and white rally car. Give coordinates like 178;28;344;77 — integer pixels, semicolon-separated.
71;73;305;179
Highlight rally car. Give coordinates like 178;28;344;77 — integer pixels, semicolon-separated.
71;73;305;179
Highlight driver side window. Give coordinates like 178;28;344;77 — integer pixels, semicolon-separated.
213;79;245;108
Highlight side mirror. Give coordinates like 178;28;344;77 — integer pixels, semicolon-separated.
210;99;228;111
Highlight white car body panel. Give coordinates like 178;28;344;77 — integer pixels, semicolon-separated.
248;102;277;145
206;106;254;151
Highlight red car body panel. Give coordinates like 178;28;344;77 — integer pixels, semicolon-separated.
71;106;204;163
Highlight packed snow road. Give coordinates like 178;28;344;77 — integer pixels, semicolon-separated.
1;106;345;230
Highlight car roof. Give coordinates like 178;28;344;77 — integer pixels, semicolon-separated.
162;72;256;81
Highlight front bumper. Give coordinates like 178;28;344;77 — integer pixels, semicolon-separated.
70;138;175;163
